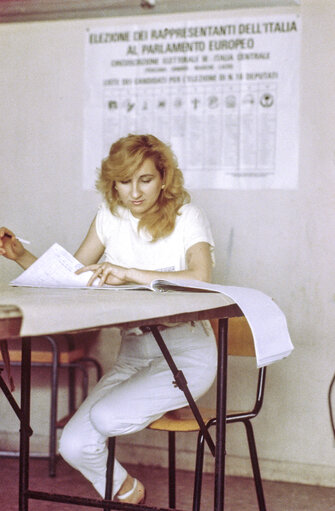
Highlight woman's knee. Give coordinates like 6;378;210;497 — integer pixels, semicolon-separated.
89;398;150;437
89;399;126;436
59;424;90;466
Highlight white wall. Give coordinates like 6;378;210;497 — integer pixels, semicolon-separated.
1;0;335;487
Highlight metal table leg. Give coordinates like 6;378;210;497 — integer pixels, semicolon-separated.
150;325;215;457
0;370;32;436
19;337;32;511
214;318;228;511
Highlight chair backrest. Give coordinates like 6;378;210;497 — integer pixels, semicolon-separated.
210;317;266;418
210;317;255;357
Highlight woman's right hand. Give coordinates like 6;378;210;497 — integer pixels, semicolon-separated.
0;227;25;261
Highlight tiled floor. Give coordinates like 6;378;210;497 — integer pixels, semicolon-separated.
1;456;335;511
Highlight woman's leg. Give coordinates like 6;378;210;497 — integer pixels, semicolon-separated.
59;322;217;498
59;359;140;497
89;322;217;436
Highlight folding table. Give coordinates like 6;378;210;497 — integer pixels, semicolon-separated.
0;285;242;511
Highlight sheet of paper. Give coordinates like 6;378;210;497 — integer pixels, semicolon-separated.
10;243;93;288
214;285;294;368
152;278;294;367
10;243;152;290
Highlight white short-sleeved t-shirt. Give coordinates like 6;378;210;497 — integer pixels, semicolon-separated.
95;202;215;272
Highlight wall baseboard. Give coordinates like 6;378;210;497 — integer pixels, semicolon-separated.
1;432;334;488
115;441;335;488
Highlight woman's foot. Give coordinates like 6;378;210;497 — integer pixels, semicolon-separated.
116;474;146;504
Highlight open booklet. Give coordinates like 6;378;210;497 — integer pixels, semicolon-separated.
9;243;216;291
10;243;294;367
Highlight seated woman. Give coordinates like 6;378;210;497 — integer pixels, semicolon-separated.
0;134;217;505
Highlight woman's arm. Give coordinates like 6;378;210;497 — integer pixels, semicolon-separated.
77;241;213;287
74;217;105;266
0;227;37;269
1;217;105;272
128;242;212;283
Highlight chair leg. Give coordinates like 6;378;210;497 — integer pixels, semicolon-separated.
47;336;58;478
243;420;267;511
105;436;115;507
192;430;205;511
69;358;101;408
79;356;103;381
168;431;176;508
64;333;102;412
79;364;89;399
68;364;76;414
65;335;76;414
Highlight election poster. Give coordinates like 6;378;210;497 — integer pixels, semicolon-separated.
83;13;300;189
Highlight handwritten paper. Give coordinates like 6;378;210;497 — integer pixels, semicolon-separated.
10;243;93;288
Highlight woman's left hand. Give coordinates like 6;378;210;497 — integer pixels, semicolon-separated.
76;262;129;287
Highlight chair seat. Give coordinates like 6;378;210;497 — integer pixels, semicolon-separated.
148;406;214;432
0;347;86;364
148;405;249;432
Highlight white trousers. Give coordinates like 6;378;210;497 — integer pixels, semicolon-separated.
59;321;217;498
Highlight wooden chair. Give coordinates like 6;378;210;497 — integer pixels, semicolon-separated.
0;333;102;477
147;317;267;511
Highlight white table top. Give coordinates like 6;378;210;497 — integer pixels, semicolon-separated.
0;285;238;338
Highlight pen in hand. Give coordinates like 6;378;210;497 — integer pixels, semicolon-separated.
4;233;31;245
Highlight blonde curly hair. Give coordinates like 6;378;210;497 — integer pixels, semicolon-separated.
96;134;190;241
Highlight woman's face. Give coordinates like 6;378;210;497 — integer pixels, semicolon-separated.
114;158;164;218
